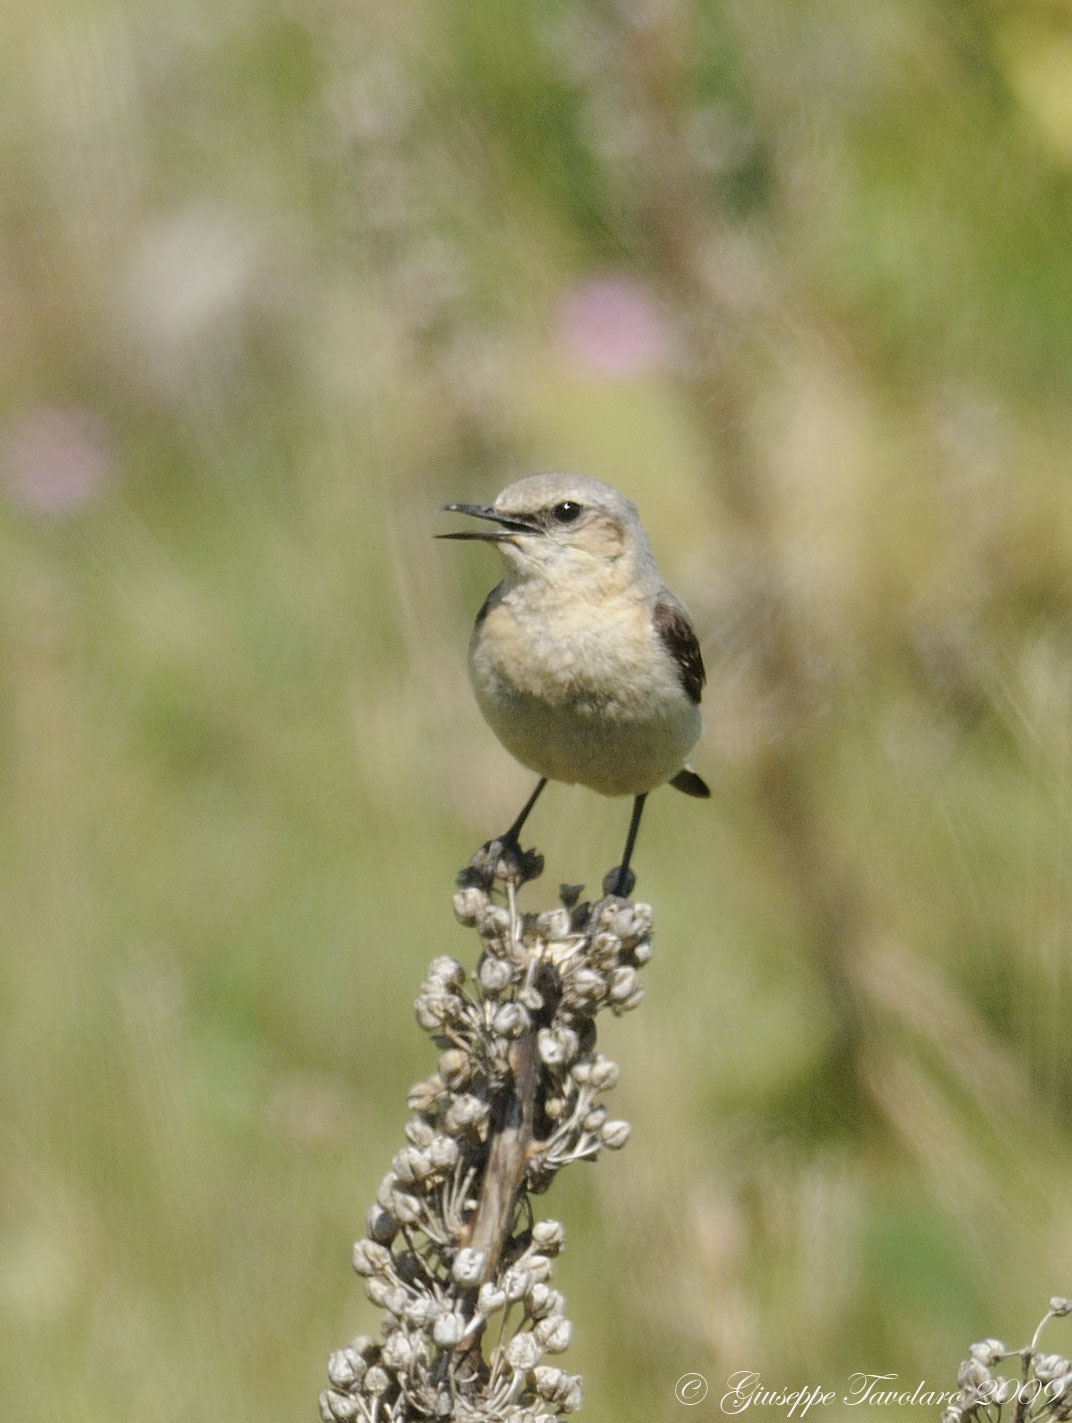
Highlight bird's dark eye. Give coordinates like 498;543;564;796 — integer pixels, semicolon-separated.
551;501;582;524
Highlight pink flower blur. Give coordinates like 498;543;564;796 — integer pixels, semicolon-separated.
1;406;113;515
556;276;670;377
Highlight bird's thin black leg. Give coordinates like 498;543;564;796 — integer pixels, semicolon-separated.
460;777;548;891
503;777;548;846
604;793;647;898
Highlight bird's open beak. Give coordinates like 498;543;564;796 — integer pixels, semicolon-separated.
436;503;540;541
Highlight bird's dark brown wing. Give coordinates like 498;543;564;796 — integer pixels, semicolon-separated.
653;595;706;705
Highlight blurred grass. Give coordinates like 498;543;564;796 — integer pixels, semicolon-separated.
3;1;1072;1420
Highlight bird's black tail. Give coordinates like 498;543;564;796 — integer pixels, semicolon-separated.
669;768;710;798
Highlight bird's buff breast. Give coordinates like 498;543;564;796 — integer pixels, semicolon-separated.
468;596;700;797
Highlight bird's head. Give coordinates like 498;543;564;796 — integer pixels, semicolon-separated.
438;473;657;593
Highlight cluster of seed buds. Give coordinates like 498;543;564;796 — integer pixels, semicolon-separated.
943;1299;1072;1423
319;844;654;1423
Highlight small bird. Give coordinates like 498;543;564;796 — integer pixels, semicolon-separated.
439;473;709;897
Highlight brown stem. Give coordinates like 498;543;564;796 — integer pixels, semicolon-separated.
465;1031;541;1279
452;1032;541;1382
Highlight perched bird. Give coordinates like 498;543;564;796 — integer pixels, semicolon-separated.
439;473;709;896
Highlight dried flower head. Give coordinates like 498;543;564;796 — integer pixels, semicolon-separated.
946;1302;1072;1423
320;845;656;1421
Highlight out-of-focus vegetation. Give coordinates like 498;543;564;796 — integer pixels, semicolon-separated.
3;0;1072;1418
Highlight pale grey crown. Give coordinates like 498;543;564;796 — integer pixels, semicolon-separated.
492;472;639;523
492;472;660;587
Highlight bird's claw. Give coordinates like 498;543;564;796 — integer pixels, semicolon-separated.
602;864;636;899
458;836;545;891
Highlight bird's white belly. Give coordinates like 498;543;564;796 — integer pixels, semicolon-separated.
469;599;699;797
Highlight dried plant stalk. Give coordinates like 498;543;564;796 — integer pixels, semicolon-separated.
944;1299;1072;1423
320;846;654;1422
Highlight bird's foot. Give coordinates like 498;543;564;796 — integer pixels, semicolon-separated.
458;836;545;892
601;864;636;899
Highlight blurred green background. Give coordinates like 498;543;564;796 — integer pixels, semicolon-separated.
4;0;1072;1418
